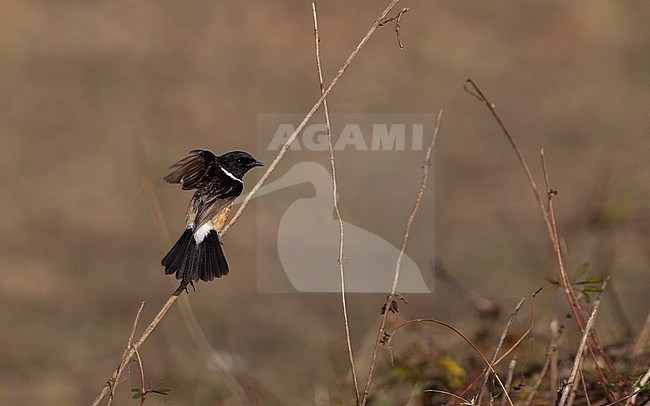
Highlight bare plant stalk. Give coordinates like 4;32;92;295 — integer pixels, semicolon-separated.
463;79;553;242
455;289;539;405
92;2;403;404
499;356;517;406
551;318;560;396
626;367;650;406
524;318;560;405
311;2;360;404
580;371;593;406
134;348;145;406
360;109;443;405
92;283;186;406
464;79;616;396
478;298;525;403
541;150;615;399
558;276;610;406
106;301;145;406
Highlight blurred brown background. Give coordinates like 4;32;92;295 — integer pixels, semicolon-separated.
1;1;648;404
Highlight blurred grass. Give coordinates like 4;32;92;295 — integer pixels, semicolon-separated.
0;1;649;404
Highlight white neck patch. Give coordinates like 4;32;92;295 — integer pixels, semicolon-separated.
220;166;242;183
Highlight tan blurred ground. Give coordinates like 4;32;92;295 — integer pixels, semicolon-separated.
0;1;649;404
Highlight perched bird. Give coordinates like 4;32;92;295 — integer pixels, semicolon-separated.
162;150;263;283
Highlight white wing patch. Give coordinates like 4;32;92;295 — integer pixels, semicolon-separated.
193;223;213;244
220;166;242;183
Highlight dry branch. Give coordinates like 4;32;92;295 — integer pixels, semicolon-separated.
558;276;611;406
464;79;617;399
311;2;360;403
360;109;443;405
106;301;145;406
477;298;525;404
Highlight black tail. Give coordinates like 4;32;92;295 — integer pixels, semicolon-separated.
162;228;229;282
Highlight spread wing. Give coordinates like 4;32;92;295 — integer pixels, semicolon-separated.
164;150;218;190
189;180;243;229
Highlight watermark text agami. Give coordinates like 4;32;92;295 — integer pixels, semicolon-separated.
267;123;425;151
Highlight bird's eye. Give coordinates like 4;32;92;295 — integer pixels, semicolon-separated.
235;158;243;165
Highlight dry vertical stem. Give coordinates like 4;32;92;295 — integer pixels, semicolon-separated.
361;109;443;405
580;371;593;406
499;356;517;406
92;282;187;406
106;301;145;406
311;2;360;403
541;149;616;399
524;314;569;405
551;317;560;395
463;79;553;242
558;276;611;406
134;348;146;405
626;367;650;406
464;79;616;397
478;298;525;403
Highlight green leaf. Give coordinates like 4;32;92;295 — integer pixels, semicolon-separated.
584;286;603;293
133;392;143;399
576;262;590;278
153;388;170;395
581;291;591;303
575;278;604;285
545;277;559;285
551;284;559;292
131;388;140;393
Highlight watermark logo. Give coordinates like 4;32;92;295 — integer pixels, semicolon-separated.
255;114;436;293
267;123;425;151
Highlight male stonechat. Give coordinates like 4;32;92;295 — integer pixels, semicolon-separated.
162;150;263;283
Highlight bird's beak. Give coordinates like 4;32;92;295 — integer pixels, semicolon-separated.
251;160;264;167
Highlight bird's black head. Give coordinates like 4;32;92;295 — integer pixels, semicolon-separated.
217;151;264;179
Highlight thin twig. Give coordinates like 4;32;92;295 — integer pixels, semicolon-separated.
626;367;650;406
524;318;561;405
499;356;517;406
360;109;443;405
551;317;560;396
478;298;526;403
92;282;187;406
558;276;611;406
580;370;593;406
388;318;514;406
221;0;403;236
454;289;540;405
542;150;616;400
311;3;360;404
92;2;403;404
463;79;553;242
379;7;409;49
133;348;146;406
464;79;617;398
107;301;145;406
426;389;471;404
